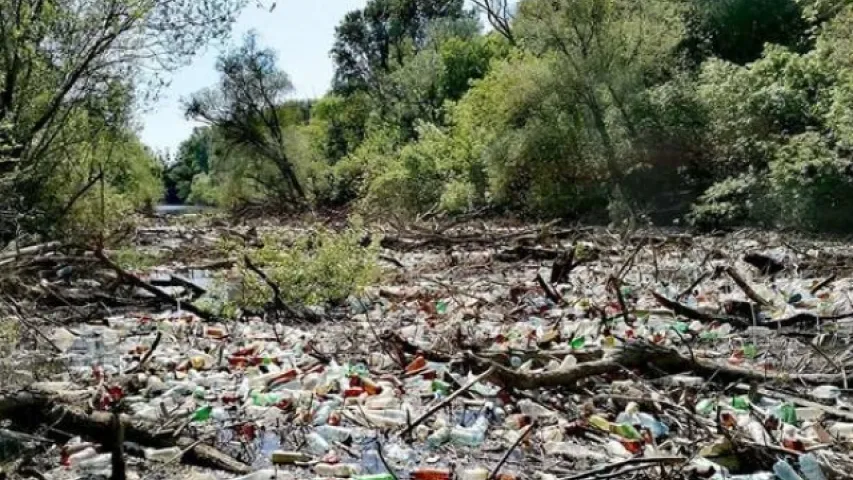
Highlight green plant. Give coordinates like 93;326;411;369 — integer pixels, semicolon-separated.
231;223;380;309
111;248;165;271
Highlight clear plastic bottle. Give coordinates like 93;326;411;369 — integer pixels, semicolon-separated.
773;459;805;480
459;467;489;480
799;454;827;480
74;453;112;473
305;431;330;455
450;414;489;447
426;426;451;448
314;425;354;442
144;446;181;462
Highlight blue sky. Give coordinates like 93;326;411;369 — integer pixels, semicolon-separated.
139;0;368;154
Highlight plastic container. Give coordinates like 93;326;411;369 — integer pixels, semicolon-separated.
459;467;490;480
799;453;827;480
773;459;805;480
67;446;98;466
315;425;354;442
411;468;452;480
450;414;489;447
305;431;331;455
315;463;361;477
270;450;309;464
144;446;181;462
74;453;112;472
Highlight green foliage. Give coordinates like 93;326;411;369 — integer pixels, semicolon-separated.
234;224;380;308
0;0;248;242
681;0;809;65
111;248;166;271
185;32;307;206
165;127;215;203
768;132;853;232
330;0;471;94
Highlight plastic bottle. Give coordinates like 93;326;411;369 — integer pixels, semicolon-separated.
315;463;361;477
74;453;112;472
427;426;451;447
66;446;98;466
144;446;181;462
411;468;452;480
615;402;669;439
799;453;827;480
270;450;309;464
315;425;354;442
305;431;330;455
459;467;490;480
773;459;805;480
518;399;556;419
450;414;489;447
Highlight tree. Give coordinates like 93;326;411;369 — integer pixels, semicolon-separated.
680;0;809;66
470;0;516;45
185;33;306;205
164;127;215;203
515;0;684;216
0;0;250;240
330;0;470;95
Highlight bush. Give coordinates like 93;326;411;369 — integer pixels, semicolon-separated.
230;223;380;309
688;173;769;229
769;132;853;231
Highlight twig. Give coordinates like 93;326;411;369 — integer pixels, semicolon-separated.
559;456;685;480
537;273;564;304
490;423;533;479
374;439;399;480
127;332;162;374
724;266;771;307
401;366;496;437
811;274;837;295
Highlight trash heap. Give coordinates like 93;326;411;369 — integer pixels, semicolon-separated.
3;224;853;479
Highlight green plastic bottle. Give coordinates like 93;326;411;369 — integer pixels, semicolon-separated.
192;405;212;421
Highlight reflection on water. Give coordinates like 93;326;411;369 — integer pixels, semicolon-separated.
154;204;211;215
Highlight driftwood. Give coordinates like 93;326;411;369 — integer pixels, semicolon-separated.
95;250;217;322
465;341;846;391
744;252;785;275
652;291;750;329
0;390;250;474
723;266;771;307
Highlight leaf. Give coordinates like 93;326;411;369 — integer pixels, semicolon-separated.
570;337;586;350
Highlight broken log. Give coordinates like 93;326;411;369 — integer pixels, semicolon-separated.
0;390;250;474
465;341;846;391
744;252;785;275
95;250;216;322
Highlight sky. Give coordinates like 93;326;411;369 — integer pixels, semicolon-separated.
139;0;368;155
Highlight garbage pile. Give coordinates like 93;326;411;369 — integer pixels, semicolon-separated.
2;223;853;479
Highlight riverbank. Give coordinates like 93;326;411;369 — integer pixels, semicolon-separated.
1;216;852;479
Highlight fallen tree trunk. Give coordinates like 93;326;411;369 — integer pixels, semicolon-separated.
95;250;217;322
465;341;845;391
0;390;250;474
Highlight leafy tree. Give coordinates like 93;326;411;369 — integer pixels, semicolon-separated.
680;0;809;66
0;0;250;241
164;127;215;203
330;0;471;95
515;0;684;216
185;33;307;206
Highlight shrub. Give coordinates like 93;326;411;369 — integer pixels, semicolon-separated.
768;132;853;231
231;223;380;309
